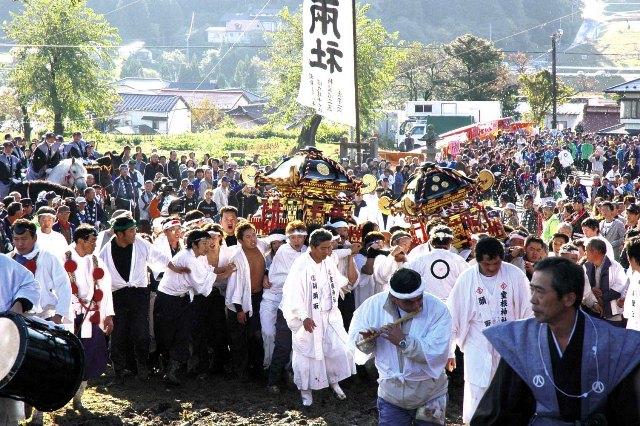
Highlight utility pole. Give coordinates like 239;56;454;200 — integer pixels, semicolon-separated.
551;30;562;130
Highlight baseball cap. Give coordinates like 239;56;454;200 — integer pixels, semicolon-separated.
221;176;230;182
20;198;32;207
2;141;13;147
75;197;86;203
505;202;516;210
572;196;584;203
543;200;556;209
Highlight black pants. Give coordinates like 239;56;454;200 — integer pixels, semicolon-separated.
226;292;264;377
190;289;230;372
338;291;355;331
267;309;292;386
210;288;231;369
111;287;150;373
154;291;194;364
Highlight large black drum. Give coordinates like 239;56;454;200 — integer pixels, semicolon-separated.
0;311;85;411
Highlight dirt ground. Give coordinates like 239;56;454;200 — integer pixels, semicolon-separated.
40;364;465;425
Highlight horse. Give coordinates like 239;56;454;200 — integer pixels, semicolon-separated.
86;157;114;191
47;158;88;191
12;180;76;200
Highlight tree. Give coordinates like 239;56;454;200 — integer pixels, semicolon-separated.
519;69;574;126
392;41;449;104
506;52;529;75
160;50;187;81
121;56;144;78
263;5;400;148
5;0;120;135
191;98;224;132
443;34;509;101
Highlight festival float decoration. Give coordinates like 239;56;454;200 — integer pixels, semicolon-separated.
248;147;361;235
377;162;499;249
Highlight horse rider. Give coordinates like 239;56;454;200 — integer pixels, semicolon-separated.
0;141;22;199
27;132;62;180
62;131;88;161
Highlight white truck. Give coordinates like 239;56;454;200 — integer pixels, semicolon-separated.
396;100;503;150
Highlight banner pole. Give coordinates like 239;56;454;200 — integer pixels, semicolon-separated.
352;0;362;165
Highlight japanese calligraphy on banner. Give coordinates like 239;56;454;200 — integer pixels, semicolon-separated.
297;0;357;128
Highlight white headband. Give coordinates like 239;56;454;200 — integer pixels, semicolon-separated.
329;221;349;229
37;212;56;218
287;230;308;237
183;218;202;227
430;231;453;240
389;280;425;299
162;220;181;231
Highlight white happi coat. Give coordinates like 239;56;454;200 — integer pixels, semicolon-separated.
446;262;532;423
624;270;640;330
226;246;266;316
157;248;216;299
265;243;308;303
373;254;404;294
99;235;151;291
281;252;349;360
404;248;470;302
261;242;307;366
349;292;451;409
353;253;374;308
148;233;176;281
36;230;69;261
11;243;72;321
69;245;115;338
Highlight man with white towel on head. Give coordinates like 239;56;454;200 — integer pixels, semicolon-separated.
281;228;356;406
349;268;451;426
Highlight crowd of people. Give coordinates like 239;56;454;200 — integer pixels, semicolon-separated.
3;127;640;426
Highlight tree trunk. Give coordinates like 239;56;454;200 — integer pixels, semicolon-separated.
53;111;64;135
20;105;32;141
296;114;323;150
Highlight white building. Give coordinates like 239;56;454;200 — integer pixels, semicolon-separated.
603;78;640;136
111;93;191;134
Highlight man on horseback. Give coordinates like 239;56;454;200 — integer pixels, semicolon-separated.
27;132;62;180
62;131;88;160
0;141;22;199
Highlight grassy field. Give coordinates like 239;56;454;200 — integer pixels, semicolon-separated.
86;127;342;166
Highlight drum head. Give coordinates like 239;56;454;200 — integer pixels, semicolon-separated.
0;317;21;384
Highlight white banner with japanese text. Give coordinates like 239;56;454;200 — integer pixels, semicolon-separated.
297;0;357;128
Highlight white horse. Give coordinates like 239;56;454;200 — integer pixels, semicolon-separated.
47;158;88;190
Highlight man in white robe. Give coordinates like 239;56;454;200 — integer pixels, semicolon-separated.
374;231;412;294
281;228;356;406
68;224;115;410
446;237;532;423
10;219;71;326
404;225;470;302
35;207;69;261
260;221;307;370
349;268;451;426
